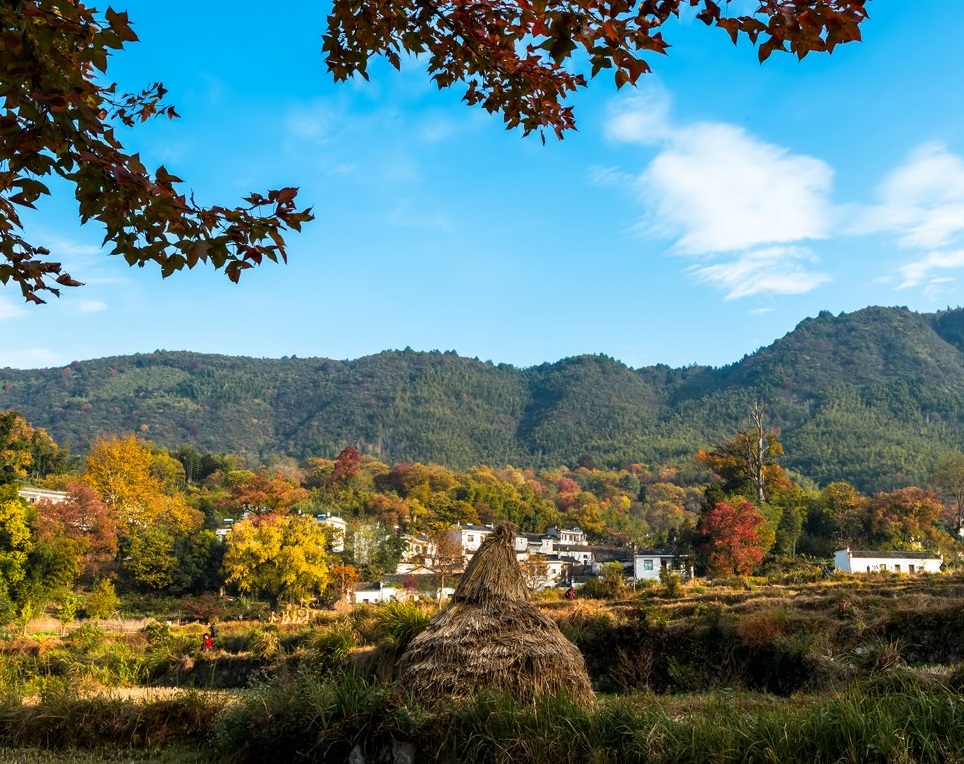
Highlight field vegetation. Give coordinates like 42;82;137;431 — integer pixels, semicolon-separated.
3;575;964;761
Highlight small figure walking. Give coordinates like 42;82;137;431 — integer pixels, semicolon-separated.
565;586;576;601
201;632;213;652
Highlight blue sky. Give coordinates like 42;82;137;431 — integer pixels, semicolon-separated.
3;1;963;371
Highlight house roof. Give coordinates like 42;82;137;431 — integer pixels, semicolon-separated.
634;548;677;557
838;549;941;560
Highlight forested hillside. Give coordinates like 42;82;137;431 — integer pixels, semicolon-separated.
3;306;964;493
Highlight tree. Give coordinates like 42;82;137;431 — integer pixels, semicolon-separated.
325;0;867;138
329;562;360;602
32;481;117;580
931;453;964;534
0;410;59;484
697;402;783;505
223;513;330;606
699;499;767;577
349;520;404;581
82;434;199;533
1;0;313;303
85;577;119;619
219;469;310;516
0;493;32;606
82;434;201;590
866;487;945;551
3;1;865;302
429;527;463;602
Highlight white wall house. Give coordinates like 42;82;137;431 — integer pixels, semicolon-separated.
633;550;686;581
353;583;411;604
17;488;68;504
833;548;942;574
545;526;587;546
453;524;493;554
557;544;593;565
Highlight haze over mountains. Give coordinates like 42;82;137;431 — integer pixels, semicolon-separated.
3;306;964;493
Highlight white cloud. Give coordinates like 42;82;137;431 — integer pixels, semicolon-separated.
691;247;830;300
76;300;108;314
641;122;833;254
605;87;834;299
0;298;25;321
605;87;674;145
851;144;964;292
897;248;964;289
855;143;964;249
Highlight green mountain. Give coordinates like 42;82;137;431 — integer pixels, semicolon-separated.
3;306;963;492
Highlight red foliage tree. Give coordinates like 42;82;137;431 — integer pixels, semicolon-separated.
699;499;767;577
32;481;118;579
332;446;362;483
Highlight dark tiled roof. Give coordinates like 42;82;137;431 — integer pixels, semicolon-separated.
842;550;940;560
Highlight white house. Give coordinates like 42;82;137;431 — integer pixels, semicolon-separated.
833;548;942;574
545;526;588;546
353;582;410;604
520;553;568;589
633;549;687;581
17;487;68;504
556;544;593;565
453;524;493;554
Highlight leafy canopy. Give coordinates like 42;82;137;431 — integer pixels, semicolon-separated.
1;0;313;303
2;0;866;300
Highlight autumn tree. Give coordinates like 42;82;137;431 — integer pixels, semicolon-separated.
866;487;945;551
218;469;310;516
325;0;868;138
328;562;360;602
3;1;865;302
697;402;783;505
0;491;32;617
31;481;117;581
0;410;60;484
82;434;200;590
931;453;964;534
222;513;330;606
1;0;313;302
429;527;463;602
699;499;768;577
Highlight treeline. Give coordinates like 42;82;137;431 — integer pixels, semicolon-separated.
5;307;964;491
2;406;964;624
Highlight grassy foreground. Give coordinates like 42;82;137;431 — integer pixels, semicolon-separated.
2;672;964;763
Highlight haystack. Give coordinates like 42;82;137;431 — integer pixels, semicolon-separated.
396;523;594;707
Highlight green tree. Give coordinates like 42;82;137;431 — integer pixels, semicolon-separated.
86;578;120;619
223;513;330;606
0;493;32;606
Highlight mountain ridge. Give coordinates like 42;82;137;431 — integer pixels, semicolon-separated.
2;305;963;492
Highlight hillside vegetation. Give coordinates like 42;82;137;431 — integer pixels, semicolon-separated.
3;306;964;491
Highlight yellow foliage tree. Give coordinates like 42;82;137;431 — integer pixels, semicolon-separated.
223;514;330;606
83;434;199;534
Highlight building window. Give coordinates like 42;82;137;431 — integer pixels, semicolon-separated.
643;559;654;571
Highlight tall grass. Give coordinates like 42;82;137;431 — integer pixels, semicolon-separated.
209;671;964;763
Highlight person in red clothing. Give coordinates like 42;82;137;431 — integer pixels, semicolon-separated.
201;633;213;652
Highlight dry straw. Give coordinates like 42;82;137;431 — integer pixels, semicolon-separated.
397;523;595;707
